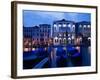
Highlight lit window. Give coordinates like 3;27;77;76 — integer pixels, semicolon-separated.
24;48;29;52
63;38;66;42
59;33;61;36
84;25;86;28
88;25;90;28
54;24;57;27
88;37;91;40
79;37;82;41
64;38;66;40
72;25;75;28
72;25;75;30
32;48;36;51
68;37;71;40
58;24;61;27
79;25;82;28
64;33;66;37
54;37;58;40
54;37;58;43
68;34;70;37
63;24;66;27
72;35;74;39
68;24;71;27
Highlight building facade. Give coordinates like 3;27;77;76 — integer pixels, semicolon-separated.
39;24;51;46
23;24;51;52
23;19;91;52
75;21;91;46
76;21;91;37
52;19;76;45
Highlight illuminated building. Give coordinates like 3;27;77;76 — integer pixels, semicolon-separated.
52;19;76;45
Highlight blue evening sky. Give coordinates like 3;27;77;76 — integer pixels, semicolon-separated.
23;10;91;27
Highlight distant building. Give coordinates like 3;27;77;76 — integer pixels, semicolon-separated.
23;19;91;52
52;19;76;45
23;24;51;51
76;21;91;37
39;24;51;46
23;27;32;51
75;21;91;46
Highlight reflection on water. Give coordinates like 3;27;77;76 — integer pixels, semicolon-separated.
23;45;91;69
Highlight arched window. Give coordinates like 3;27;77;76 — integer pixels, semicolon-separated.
68;24;71;27
63;38;66;44
72;25;75;31
59;38;62;44
79;25;82;28
58;24;61;27
54;37;58;43
88;25;90;28
63;24;66;27
54;24;57;31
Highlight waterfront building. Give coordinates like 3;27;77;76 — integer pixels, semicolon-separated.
52;19;76;45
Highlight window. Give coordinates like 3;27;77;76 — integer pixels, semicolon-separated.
79;25;82;28
59;33;61;36
72;35;74;39
83;25;86;28
68;37;71;41
58;24;61;27
68;34;70;37
88;25;90;28
54;24;57;27
88;37;91;40
63;38;66;43
55;39;56;43
54;24;57;31
68;24;71;27
64;33;66;37
63;24;66;27
54;37;58;43
72;25;75;30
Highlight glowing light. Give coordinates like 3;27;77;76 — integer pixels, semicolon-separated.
88;25;90;28
54;24;57;27
88;37;91;40
72;25;75;28
79;25;82;28
54;37;58;40
29;43;31;46
68;24;71;27
59;33;61;36
58;24;61;27
63;47;66;50
24;48;29;52
32;48;35;51
68;37;71;40
63;24;66;27
64;38;66;40
75;46;80;53
68;34;70;37
72;35;74;39
84;25;86;28
79;37;82;41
